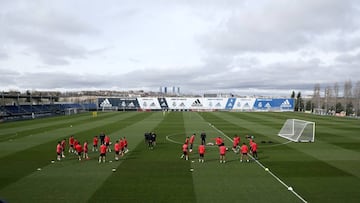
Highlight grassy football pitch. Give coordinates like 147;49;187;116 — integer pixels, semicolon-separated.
0;111;359;202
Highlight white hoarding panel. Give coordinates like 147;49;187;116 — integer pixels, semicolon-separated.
137;98;161;109
204;98;228;109
232;98;256;110
165;97;207;110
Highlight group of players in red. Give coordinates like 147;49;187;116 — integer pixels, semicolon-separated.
56;132;129;163
180;133;258;163
56;131;257;164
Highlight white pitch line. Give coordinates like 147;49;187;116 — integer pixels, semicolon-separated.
209;122;308;203
166;134;184;145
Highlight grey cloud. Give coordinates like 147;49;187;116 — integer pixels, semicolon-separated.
1;2;99;66
1;0;359;96
88;47;113;55
200;0;360;53
189;0;360;95
335;52;360;64
0;49;8;59
116;57;330;95
33;39;87;65
0;68;19;85
41;57;70;66
13;72;114;90
2;56;357;96
314;33;360;52
6;30;89;65
2;3;99;37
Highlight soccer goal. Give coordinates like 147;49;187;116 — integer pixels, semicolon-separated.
101;106;118;112
65;108;78;116
278;119;315;142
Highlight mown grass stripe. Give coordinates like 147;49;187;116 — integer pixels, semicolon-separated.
0;112;134;158
0;112;359;203
210;118;307;203
0;112;162;203
205;112;360;203
183;112;302;202
0;112;153;191
0;112;117;142
88;111;197;202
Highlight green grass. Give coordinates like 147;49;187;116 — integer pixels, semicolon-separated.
0;111;359;202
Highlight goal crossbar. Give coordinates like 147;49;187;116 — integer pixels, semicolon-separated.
278;119;315;142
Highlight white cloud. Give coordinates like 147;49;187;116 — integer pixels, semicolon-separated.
0;0;359;96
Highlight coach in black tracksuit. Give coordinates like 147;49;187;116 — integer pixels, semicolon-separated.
150;132;156;146
201;131;206;145
144;132;150;145
99;132;105;145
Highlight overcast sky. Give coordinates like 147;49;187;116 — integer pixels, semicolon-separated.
1;0;359;96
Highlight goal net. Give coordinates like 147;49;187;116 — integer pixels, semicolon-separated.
65;108;78;116
101;106;118;112
278;119;315;142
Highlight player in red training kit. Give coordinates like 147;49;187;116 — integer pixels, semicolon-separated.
119;138;125;156
232;135;240;153
104;135;111;152
123;137;129;153
114;140;120;161
219;143;227;163
68;135;75;153
92;136;98;152
184;136;190;145
198;144;205;163
180;142;189;160
250;140;258;160
215;137;224;147
75;142;83;161
56;141;62;161
61;139;66;158
73;139;79;154
240;143;249;162
83;141;89;160
249;137;254;148
99;144;107;163
189;134;195;152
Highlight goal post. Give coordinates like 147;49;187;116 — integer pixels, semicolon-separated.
65;108;78;116
101;106;118;112
278;119;315;142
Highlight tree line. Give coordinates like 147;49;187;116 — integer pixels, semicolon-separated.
291;80;360;116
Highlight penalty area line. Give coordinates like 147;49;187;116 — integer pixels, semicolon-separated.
209;122;308;203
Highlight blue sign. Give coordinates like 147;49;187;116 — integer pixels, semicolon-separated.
225;98;236;109
253;98;294;111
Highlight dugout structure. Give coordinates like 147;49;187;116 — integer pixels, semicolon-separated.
278;119;315;142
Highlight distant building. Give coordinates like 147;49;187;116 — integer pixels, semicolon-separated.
204;93;217;97
159;86;180;95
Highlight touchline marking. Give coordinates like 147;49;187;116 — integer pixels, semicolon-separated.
209;122;308;203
